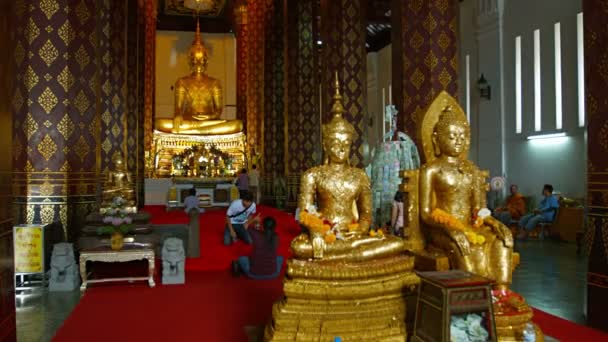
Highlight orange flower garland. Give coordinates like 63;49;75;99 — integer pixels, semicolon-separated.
431;208;486;245
299;210;337;243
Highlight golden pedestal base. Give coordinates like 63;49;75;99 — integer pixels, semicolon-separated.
264;255;420;342
493;292;544;342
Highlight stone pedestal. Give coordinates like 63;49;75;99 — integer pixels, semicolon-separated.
265;255;419;341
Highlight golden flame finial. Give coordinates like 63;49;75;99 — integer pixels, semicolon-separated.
331;71;345;118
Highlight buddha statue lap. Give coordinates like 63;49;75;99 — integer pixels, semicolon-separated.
154;21;243;136
265;76;418;342
101;154;136;214
410;92;543;341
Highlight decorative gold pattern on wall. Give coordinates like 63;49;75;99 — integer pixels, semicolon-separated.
286;0;321;175
143;0;157;153
235;1;248;127
320;0;367;167
392;0;459;141
585;0;608;331
246;0;265;150
11;0;131;240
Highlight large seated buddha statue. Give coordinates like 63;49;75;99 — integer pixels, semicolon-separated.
155;21;243;135
265;77;418;341
403;91;543;341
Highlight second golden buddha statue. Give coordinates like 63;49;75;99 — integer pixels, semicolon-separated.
155;20;243;135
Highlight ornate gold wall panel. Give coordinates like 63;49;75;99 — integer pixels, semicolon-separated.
262;0;286;205
235;1;248;126
392;0;459;143
246;0;265;150
320;0;367;167
143;0;156;153
0;1;15;338
585;0;608;331
11;0;134;241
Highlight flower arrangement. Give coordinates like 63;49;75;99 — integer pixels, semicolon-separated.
299;205;336;243
430;208;486;245
97;196;134;235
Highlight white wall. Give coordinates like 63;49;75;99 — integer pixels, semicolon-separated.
155;31;237;120
500;0;585;200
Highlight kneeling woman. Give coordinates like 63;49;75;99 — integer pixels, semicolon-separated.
235;217;283;279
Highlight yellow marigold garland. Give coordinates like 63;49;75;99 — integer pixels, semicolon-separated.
431;208;486;245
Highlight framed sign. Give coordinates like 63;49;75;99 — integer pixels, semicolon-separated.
13;225;44;274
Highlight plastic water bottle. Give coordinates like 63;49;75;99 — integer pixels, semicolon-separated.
522;323;536;342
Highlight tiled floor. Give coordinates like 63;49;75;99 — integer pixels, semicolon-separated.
15;240;587;341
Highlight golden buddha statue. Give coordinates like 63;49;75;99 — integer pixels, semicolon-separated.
291;76;405;261
265;76;418;342
101;153;137;214
154;20;243;135
414;92;543;341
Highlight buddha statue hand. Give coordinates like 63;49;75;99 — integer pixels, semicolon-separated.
484;216;514;248
444;228;472;255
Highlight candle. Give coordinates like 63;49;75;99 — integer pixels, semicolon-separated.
382;88;386;142
389;83;392;105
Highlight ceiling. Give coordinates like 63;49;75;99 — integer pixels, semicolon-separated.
156;0;392;51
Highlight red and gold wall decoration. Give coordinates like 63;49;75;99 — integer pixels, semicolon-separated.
235;1;248;128
320;0;367;167
392;0;459;141
246;0;265;151
584;0;608;331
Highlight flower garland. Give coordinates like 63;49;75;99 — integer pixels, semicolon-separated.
430;208;486;245
298;205;378;243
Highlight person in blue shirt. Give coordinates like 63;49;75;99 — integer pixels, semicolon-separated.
517;184;559;239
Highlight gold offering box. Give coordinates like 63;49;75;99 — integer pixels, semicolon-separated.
152;130;246;177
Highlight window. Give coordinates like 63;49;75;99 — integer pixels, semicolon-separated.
515;36;522;134
534;29;541;132
577;12;585;127
555;22;562;130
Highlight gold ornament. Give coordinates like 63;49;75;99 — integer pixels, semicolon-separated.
100;153;136;214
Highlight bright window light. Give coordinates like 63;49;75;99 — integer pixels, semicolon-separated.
466;54;470;122
577;13;585;127
534;29;541;131
515;36;522;134
554;22;562;130
526;132;567;140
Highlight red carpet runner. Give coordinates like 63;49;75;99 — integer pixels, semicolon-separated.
53;206;608;341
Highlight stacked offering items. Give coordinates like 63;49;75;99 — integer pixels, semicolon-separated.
198;194;212;207
450;313;490;342
370;136;420;228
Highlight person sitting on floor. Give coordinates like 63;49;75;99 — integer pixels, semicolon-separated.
493;184;526;226
233;216;283;280
517;184;559;239
224;191;258;245
183;188;204;214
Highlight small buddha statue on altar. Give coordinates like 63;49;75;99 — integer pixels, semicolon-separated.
154;20;243;135
101;153;136;213
291;75;404;261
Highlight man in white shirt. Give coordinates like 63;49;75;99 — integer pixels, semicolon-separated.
224;191;259;245
249;165;260;203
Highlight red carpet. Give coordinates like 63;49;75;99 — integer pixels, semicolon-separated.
144;205;301;271
532;308;608;341
53;206;608;342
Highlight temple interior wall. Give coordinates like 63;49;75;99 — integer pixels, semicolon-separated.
367;0;586;205
155;31;237;121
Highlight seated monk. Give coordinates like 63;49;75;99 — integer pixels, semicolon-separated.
155;20;242;135
101;154;136;211
418;97;514;292
291;76;404;262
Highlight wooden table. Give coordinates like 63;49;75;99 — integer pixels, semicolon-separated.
79;247;155;291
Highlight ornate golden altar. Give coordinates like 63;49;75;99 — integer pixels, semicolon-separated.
150;130;246;178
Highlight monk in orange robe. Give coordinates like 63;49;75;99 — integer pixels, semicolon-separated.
494;184;527;225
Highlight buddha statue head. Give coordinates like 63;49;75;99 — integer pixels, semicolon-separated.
431;105;470;158
322;75;356;165
188;20;209;74
111;153;127;172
